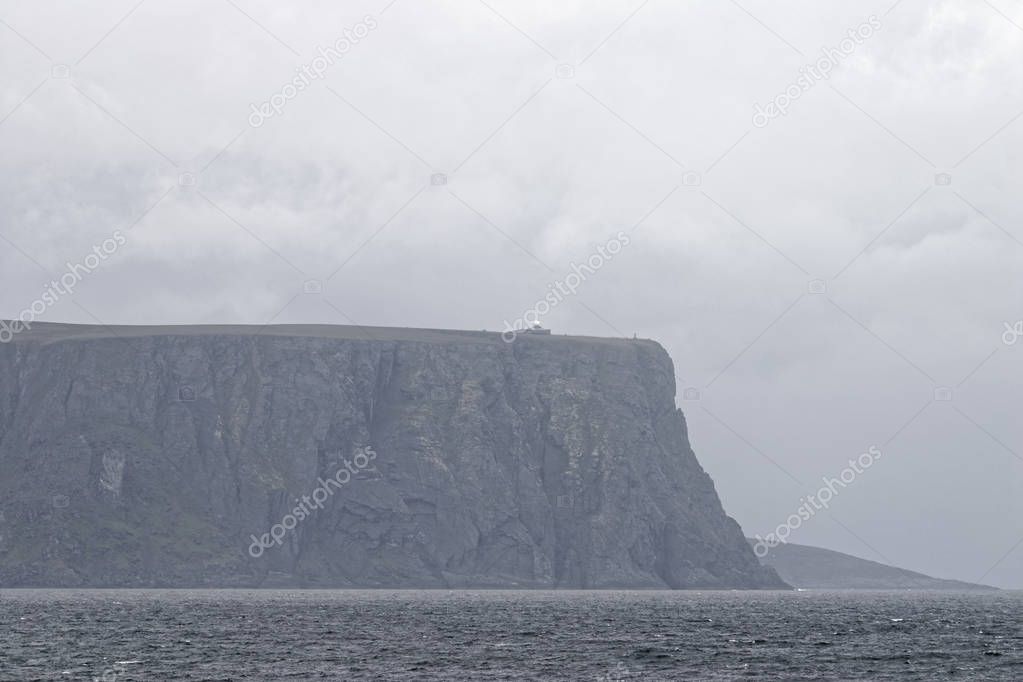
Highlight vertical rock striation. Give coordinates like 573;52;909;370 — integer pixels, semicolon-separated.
0;323;787;589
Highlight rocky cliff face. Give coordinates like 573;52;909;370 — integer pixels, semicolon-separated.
0;323;786;589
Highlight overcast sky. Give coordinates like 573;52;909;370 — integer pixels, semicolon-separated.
1;0;1021;588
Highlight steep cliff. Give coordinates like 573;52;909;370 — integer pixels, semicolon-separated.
0;323;786;589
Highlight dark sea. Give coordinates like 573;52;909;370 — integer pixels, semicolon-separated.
1;589;1020;680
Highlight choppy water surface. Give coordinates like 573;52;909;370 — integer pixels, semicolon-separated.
1;589;1020;680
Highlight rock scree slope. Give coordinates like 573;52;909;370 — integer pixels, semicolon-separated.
0;322;787;589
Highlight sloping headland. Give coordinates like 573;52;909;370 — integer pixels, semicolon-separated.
750;539;996;590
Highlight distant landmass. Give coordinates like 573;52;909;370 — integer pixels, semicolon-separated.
0;321;785;589
749;539;996;590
